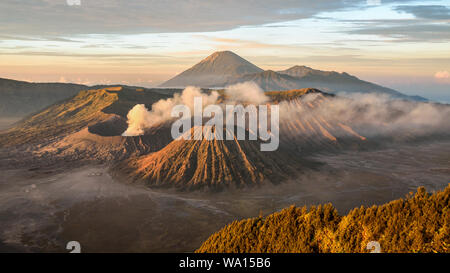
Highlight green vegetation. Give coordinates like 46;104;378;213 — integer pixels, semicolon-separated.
197;184;450;253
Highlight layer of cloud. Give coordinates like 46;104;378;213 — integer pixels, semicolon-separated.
123;87;220;136
122;82;269;136
395;5;450;20
280;92;450;138
349;24;450;42
336;3;450;43
0;0;369;36
225;82;269;105
435;71;450;79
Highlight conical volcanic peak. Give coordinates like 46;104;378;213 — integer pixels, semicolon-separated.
160;51;263;88
115;125;301;191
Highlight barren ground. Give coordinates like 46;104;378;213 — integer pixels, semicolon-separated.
0;141;449;252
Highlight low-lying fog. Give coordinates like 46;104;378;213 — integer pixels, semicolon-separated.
0;141;449;252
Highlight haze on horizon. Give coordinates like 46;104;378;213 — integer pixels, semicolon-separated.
0;0;449;102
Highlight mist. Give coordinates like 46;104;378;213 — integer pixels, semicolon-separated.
122;82;269;136
279;92;450;138
224;81;269;104
123;80;450;139
122;86;220;136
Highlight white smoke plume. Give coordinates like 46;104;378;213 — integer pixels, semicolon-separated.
123;80;450;139
122;86;219;136
224;81;269;104
279;92;450;137
122;82;269;136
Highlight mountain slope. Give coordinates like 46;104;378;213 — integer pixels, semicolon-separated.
159;51;425;101
0;86;172;148
114;89;370;190
0;86;178;169
225;70;301;91
114;125;303;191
197;184;450;253
279;65;356;79
227;68;426;101
160;51;263;88
0;78;88;117
278;66;427;101
37;120;174;163
271;89;368;153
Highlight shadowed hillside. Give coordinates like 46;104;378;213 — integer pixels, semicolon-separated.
0;78;88;117
197;184;450;253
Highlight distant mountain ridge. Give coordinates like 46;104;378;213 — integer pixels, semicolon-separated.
276;65;422;100
278;65;357;79
0;78;88;117
160;51;427;101
0;51;427;119
226;70;302;91
228;67;423;100
0;77;183;118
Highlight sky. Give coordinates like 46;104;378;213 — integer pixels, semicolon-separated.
0;0;449;102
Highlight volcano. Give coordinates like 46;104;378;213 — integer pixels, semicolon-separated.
115;125;303;191
3;83;446;190
160;51;426;101
0;86;175;165
114;89;373;190
159;51;263;88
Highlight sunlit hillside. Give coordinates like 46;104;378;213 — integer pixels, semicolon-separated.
197;184;450;253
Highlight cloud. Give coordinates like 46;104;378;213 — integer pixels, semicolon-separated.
338;3;450;43
122;82;268;136
225;82;269;104
279;93;450;138
0;50;169;61
206;37;284;49
434;71;450;79
122;86;220;136
0;0;367;37
0;34;81;42
395;5;450;20
349;24;450;42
